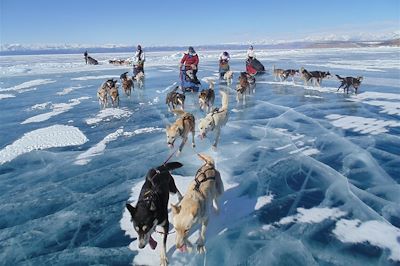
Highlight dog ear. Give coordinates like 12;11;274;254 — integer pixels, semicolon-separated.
164;162;183;171
171;204;181;214
126;203;136;215
150;201;156;211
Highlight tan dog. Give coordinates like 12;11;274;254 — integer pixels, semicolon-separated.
223;70;234;86
120;72;133;97
171;153;224;254
97;79;115;108
236;72;249;104
166;111;196;154
198;90;228;149
273;65;286;81
198;81;215;113
134;71;145;89
109;82;119;108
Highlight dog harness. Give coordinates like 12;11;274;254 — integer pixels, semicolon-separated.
177;114;194;136
193;165;216;194
207;108;226;131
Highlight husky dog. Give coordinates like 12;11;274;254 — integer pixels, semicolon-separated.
309;70;331;86
198;90;229;149
120;72;133;96
300;67;331;86
171;154;224;254
247;73;256;94
135;71;145;89
126;162;183;266
109;59;128;65
109;80;119;108
97;79;115;108
199;81;215;113
223;70;234;85
236;72;249;104
166;86;186;111
166;111;196;154
336;74;363;94
283;69;299;82
273;65;286;81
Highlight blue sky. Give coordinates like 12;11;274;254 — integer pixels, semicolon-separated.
1;0;399;46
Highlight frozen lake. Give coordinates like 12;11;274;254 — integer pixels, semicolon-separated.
0;47;399;265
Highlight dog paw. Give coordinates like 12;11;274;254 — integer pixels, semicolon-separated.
192;144;196;148
197;244;206;254
212;145;217;151
176;150;181;157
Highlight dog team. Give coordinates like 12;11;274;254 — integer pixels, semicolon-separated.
273;65;363;93
91;45;365;265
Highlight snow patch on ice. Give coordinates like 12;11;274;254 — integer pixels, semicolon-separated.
74;128;124;165
56;85;91;95
279;207;346;225
75;127;164;165
261;81;339;94
326;114;400;135
333;219;400;261
0;125;88;165
22;97;90;124
304;95;323;99
349;92;400;116
0;79;55;92
85;108;133;125
71;75;119;81
254;194;274;210
0;93;15;100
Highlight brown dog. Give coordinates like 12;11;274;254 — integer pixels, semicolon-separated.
166;86;185;111
120;72;133;97
171;153;224;253
109;80;119;108
199;81;215;113
166;110;196;154
273;65;286;81
236;72;249;104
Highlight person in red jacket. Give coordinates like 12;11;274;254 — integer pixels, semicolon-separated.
180;46;200;84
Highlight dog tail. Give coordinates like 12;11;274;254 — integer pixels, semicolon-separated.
209;80;215;90
335;74;344;80
220;90;228;112
197;153;214;166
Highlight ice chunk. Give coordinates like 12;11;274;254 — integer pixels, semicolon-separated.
0;125;88;164
333;219;400;261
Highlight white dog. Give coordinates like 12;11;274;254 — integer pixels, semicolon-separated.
198;90;228;149
223;70;234;86
135;71;145;89
171;153;224;253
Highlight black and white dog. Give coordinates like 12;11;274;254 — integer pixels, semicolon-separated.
126;162;183;266
336;74;363;94
300;67;331;86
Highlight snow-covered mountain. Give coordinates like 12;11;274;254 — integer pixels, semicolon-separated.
1;31;399;55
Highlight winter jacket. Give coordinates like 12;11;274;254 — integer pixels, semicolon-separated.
180;53;199;67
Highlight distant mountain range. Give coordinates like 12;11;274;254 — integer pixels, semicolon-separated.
1;38;399;56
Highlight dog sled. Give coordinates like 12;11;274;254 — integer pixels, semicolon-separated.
180;66;201;92
246;58;265;75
